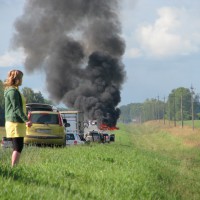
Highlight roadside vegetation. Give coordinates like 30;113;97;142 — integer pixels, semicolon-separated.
0;122;200;199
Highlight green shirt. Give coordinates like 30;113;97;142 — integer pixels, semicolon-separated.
4;87;28;123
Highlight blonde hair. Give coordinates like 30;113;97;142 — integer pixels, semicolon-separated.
4;70;24;88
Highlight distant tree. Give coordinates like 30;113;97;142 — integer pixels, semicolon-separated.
130;103;143;122
0;80;5;125
22;87;49;104
166;87;192;120
33;91;45;103
141;98;165;122
22;87;35;103
142;99;157;121
194;93;200;119
0;80;4;109
44;98;54;105
119;103;143;123
119;104;132;123
119;98;167;123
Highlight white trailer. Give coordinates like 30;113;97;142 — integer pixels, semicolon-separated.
60;111;84;135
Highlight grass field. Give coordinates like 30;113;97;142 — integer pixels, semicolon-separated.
0;122;200;200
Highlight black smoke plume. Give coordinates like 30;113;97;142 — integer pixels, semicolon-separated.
12;0;126;127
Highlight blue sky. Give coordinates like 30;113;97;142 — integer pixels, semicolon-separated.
1;0;200;106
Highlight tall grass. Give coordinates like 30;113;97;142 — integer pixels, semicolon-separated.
0;124;200;200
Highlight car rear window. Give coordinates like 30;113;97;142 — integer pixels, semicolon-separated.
66;134;75;140
30;113;59;124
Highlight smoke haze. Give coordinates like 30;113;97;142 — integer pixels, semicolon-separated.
12;0;126;127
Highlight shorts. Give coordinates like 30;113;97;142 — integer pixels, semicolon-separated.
12;137;24;153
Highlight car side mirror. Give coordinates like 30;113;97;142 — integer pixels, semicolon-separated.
65;123;70;127
63;119;70;127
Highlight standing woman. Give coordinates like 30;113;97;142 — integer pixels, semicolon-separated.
4;70;28;167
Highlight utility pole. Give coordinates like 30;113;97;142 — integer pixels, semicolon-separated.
154;99;156;120
168;98;171;126
174;94;176;127
163;96;165;125
157;95;160;122
191;86;194;130
181;94;183;128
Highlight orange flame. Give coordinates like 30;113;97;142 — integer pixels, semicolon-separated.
99;124;119;131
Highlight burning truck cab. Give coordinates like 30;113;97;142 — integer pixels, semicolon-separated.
98;114;119;131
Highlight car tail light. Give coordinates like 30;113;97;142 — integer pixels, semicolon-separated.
27;113;32;127
74;140;77;145
58;114;63;126
28;112;31;120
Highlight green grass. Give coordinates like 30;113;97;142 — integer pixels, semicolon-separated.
176;120;200;128
0;124;200;200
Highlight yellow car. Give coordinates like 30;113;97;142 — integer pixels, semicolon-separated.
24;111;66;146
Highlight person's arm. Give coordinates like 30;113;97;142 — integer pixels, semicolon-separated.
9;89;28;122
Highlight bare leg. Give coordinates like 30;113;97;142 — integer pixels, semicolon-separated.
12;151;21;167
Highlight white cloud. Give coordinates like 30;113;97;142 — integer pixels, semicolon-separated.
127;6;200;58
125;48;142;58
0;49;25;67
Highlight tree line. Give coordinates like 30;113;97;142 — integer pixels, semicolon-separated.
119;87;200;124
0;79;53;126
